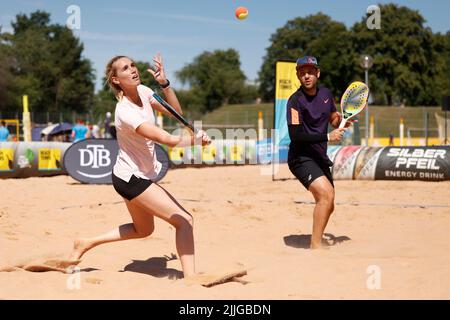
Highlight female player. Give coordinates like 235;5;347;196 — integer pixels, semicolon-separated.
69;54;210;278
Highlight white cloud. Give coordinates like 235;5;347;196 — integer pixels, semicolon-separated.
0;25;13;33
0;15;14;33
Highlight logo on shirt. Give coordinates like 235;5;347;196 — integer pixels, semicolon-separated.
64;139;119;184
324;99;329;104
290;107;300;125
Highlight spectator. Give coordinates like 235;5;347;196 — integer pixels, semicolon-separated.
389;132;394;146
86;122;92;139
0;121;10;142
91;124;100;139
109;123;117;139
104;112;112;138
71;119;88;142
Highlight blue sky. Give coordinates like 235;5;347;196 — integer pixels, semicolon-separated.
1;0;449;92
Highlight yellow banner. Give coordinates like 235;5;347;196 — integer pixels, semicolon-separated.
38;148;61;170
169;147;184;162
202;145;216;163
0;149;14;171
275;61;300;100
228;145;244;162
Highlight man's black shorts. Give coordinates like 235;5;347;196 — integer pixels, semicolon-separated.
288;156;334;190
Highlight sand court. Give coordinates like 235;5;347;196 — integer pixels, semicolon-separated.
1;165;450;299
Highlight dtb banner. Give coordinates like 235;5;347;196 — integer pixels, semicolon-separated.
64;139;118;184
374;146;450;181
63;139;170;184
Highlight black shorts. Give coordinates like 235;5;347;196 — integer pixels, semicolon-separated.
288;156;334;190
112;173;153;201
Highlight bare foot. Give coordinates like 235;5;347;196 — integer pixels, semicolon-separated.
310;239;331;250
310;242;322;249
184;269;248;287
68;238;92;260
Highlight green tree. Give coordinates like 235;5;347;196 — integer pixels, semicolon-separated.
258;13;355;102
176;49;252;112
351;4;440;106
433;31;450;101
0;30;16;114
1;11;95;115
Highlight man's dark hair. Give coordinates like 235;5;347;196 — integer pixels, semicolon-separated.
1;121;5;126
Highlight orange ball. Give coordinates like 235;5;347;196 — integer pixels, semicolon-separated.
235;7;248;20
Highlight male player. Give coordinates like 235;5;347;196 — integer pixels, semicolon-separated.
287;56;352;249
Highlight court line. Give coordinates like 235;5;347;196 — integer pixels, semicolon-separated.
58;199;450;211
294;200;450;209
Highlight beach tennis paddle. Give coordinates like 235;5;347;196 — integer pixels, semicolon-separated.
152;93;211;145
152;93;196;133
339;81;369;129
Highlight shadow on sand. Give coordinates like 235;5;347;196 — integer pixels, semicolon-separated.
283;233;351;249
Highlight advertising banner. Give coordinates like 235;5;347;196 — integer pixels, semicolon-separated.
374;146;450;181
353;147;383;180
327;146;343;164
0;148;14;172
63;139;169;184
274;61;301;148
0;142;70;178
3;142;449;182
332;146;362;180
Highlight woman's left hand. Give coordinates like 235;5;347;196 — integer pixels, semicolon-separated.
147;53;169;86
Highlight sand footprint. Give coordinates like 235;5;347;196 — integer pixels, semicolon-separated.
0;258;82;274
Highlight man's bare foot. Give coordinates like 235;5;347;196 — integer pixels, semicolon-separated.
310;242;322;249
68;238;92;260
310;239;331;250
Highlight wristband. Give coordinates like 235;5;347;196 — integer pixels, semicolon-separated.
160;79;170;89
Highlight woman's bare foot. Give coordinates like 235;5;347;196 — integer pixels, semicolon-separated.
68;238;92;260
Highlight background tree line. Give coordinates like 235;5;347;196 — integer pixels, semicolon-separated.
0;11;94;116
0;4;449;124
258;3;450;106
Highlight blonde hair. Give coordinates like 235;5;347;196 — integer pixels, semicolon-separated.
105;55;128;101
